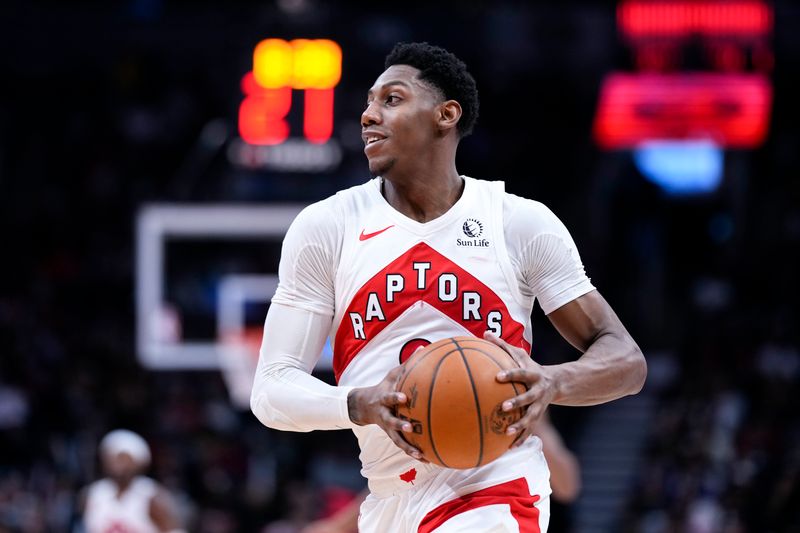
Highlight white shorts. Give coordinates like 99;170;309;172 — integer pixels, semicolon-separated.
358;438;551;533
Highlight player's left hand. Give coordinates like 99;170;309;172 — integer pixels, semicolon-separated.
484;331;558;448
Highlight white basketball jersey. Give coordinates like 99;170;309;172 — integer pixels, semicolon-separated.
331;177;537;483
270;175;594;489
84;477;160;533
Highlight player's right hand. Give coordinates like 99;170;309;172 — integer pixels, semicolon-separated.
346;366;428;462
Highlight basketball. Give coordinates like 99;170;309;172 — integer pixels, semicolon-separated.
394;336;527;469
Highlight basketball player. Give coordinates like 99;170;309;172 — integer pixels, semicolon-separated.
301;412;580;533
78;429;186;533
251;42;646;532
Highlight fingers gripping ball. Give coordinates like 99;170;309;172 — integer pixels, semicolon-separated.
394;336;526;469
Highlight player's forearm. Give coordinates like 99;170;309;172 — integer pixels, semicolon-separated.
250;303;357;432
251;362;356;431
548;331;646;406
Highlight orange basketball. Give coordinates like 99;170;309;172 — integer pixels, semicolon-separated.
394;336;526;469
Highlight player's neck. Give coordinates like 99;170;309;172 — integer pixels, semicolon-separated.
111;476;135;497
381;166;463;223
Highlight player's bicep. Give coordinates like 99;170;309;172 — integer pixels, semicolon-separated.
273;242;334;314
272;202;339;315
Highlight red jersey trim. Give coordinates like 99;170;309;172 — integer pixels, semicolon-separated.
417;477;541;533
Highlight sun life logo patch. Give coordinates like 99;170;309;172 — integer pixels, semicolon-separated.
457;218;490;248
462;218;483;238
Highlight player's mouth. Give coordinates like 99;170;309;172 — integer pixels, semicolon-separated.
362;131;387;154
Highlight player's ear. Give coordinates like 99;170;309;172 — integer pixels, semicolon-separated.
437;100;462;135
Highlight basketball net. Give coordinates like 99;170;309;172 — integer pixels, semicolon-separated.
219;326;264;409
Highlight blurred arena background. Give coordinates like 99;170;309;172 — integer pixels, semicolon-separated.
1;0;798;531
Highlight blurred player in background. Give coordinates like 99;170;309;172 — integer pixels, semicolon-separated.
301;412;580;533
78;429;185;533
251;42;645;532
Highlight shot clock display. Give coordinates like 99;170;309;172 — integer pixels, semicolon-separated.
239;38;342;146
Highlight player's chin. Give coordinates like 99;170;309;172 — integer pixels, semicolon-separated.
368;156;394;178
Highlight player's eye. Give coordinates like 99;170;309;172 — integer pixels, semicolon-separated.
386;94;402;105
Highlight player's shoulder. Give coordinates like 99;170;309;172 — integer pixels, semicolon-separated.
463;177;560;227
89;478;115;491
501;191;569;236
292;178;377;229
287;194;344;244
85;478;110;496
85;478;120;501
333;177;380;200
285;179;379;252
464;175;504;194
502;192;554;217
133;475;159;490
292;193;341;227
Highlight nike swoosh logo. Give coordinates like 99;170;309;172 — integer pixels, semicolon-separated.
359;225;395;241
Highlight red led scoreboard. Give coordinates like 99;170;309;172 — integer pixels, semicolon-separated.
230;38;343;173
239;38;341;146
594;0;773;150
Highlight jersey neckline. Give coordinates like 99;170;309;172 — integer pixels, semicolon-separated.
367;175;473;236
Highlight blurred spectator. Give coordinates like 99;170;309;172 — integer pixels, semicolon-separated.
78;429;187;532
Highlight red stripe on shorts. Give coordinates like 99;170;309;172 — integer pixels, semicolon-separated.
417;477;541;533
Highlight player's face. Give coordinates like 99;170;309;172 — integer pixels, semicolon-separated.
361;65;443;177
101;451;141;482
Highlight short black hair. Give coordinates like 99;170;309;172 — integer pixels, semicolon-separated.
384;42;479;138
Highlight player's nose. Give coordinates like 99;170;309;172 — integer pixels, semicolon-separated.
361;102;381;128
